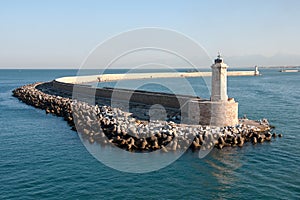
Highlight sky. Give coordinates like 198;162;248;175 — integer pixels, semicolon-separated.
1;0;300;68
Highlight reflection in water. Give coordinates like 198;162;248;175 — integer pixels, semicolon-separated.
189;148;246;199
207;148;243;186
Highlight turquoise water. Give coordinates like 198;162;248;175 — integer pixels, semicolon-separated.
0;69;299;199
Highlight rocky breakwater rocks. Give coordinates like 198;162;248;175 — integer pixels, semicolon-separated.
12;83;74;125
12;82;283;153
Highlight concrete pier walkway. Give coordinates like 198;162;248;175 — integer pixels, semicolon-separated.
56;70;259;84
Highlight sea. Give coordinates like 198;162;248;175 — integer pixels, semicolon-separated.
0;69;299;199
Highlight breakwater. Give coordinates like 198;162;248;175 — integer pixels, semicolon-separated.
55;70;259;84
12;82;282;152
52;79;239;127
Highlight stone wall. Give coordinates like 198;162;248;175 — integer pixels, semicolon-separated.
200;100;238;126
53;80;199;109
53;79;239;127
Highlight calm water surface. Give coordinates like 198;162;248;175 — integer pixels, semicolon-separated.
0;69;299;199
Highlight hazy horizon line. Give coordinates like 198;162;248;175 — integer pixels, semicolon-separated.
0;65;299;70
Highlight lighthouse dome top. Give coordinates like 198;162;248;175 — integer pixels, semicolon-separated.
214;53;223;64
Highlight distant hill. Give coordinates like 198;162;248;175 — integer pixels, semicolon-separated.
226;53;300;68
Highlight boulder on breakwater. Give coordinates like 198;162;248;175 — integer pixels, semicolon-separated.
12;82;282;152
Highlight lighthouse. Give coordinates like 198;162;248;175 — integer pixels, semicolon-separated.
211;53;228;101
187;53;239;126
208;53;239;126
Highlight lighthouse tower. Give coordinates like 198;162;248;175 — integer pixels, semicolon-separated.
208;53;238;126
211;53;228;101
187;54;239;126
